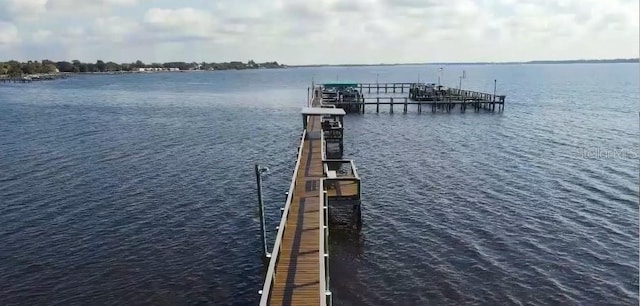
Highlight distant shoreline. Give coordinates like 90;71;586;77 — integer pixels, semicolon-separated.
0;68;280;81
2;58;637;81
291;58;639;67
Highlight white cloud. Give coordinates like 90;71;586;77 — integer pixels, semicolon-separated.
93;16;139;43
0;21;19;45
143;8;216;40
31;29;52;41
0;0;47;21
0;0;637;63
45;0;137;10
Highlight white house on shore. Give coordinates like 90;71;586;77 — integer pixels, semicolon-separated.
134;67;180;72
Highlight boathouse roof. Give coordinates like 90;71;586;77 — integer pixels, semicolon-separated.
301;107;346;116
322;81;358;88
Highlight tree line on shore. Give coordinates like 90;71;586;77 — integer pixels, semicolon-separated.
0;60;285;76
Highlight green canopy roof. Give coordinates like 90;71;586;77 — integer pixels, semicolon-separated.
322;81;358;88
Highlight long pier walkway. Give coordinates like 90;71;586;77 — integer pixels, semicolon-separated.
260;96;329;305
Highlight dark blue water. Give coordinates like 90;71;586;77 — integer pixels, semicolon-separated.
0;64;638;305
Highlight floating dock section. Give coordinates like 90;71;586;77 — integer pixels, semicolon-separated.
259;92;361;306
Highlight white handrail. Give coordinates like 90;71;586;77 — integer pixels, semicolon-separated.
321;130;326;160
350;160;360;179
259;128;307;305
319;179;326;305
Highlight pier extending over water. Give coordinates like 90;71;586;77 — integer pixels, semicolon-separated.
258;79;504;305
318;81;506;113
259;91;361;306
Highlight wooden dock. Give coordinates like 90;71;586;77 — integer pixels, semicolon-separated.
265;113;324;305
260;92;362;305
319;82;506;113
258;79;505;305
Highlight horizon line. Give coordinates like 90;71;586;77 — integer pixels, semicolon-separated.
2;57;638;65
288;58;639;67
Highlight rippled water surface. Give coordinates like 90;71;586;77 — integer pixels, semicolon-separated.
0;64;638;305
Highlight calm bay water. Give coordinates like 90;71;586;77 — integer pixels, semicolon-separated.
0;64;638;305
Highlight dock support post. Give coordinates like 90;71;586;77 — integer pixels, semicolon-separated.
404;98;408;113
390;97;394;113
393;83;396;93
385;84;388;93
255;164;270;260
376;97;379;113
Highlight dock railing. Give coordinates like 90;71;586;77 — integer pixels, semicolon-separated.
319;180;331;305
258;128;307;305
321;130;326;160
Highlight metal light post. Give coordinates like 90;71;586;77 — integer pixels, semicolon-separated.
459;70;466;90
255;164;270;260
311;77;315;106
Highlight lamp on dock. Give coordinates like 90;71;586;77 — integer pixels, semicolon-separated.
459;70;466;90
255;164;270;260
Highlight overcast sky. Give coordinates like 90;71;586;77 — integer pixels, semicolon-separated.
0;0;638;64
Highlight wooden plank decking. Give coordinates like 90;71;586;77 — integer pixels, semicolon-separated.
268;115;324;305
325;181;359;199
